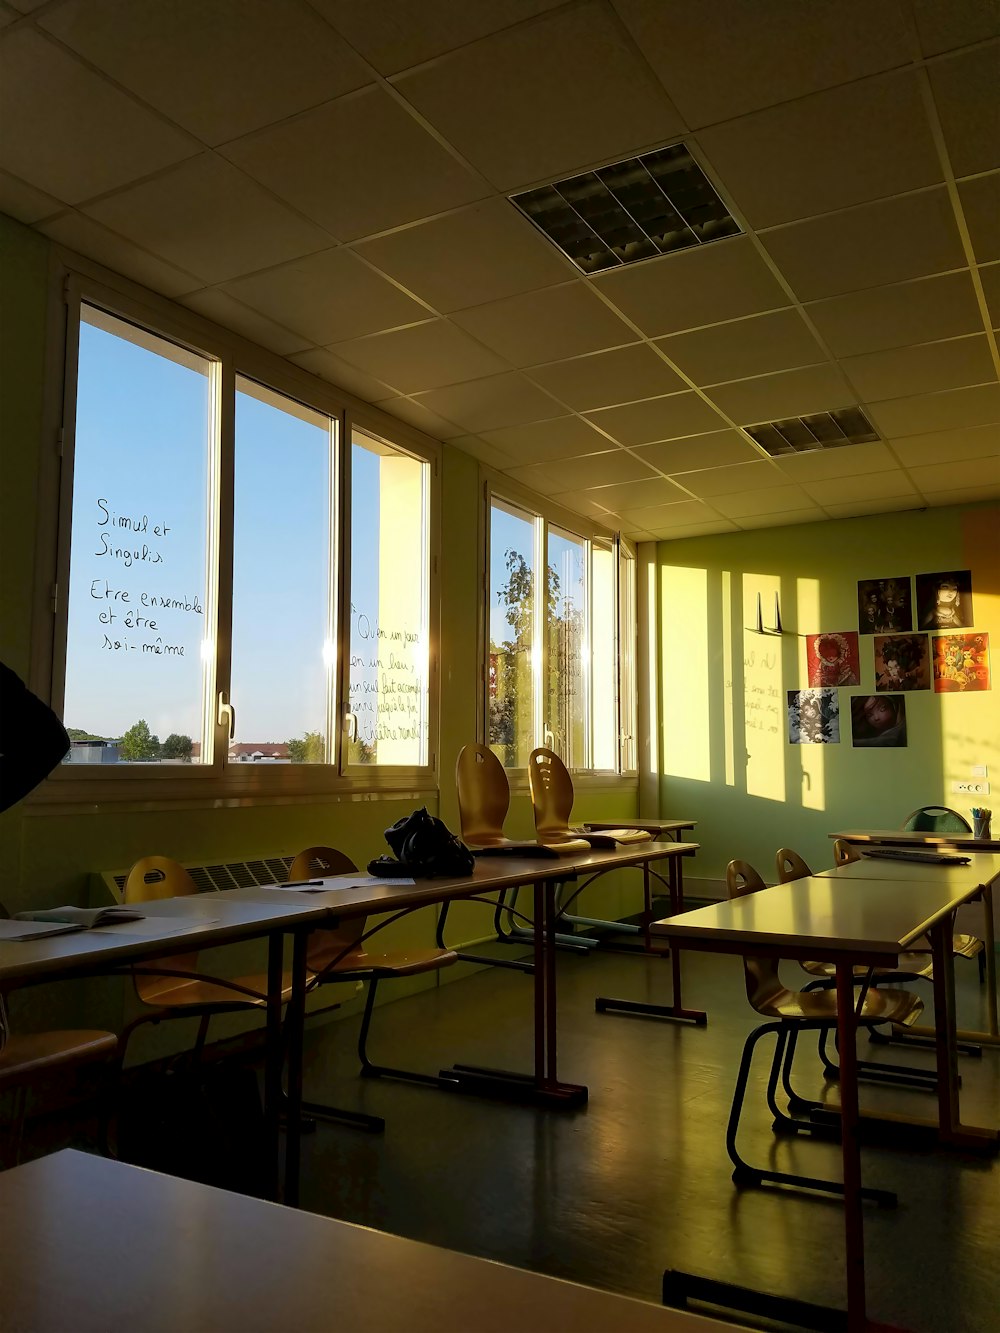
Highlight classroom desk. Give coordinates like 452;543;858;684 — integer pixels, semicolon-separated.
823;844;1000;1046
833;828;1000;853
651;873;998;1333
0;1150;739;1333
583;818;697;840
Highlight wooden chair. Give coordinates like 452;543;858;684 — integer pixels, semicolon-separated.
0;994;116;1167
833;838;860;866
120;855;295;1070
902;805;971;833
724;859;923;1203
526;748;650;847
289;846;456;1097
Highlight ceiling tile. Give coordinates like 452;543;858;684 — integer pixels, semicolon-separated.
0;29;196;203
527;343;685;411
83;154;332;284
928;45;1000;177
39;0;370;146
802;471;919;505
773;441;900;483
218;248;429;344
310;0;564;75
821;495;926;518
632;429;762;474
330;320;507;394
909;453;1000;494
39;209;202;299
842;334;997;401
615;0;911;129
734;507;827;529
392;1;685;191
911;0;1000;54
504;449;656;493
706;364;853;425
922;484;1000;506
548;490;620;522
374;395;463;439
355;199;570;312
651;518;740;539
500;460;573;495
221;86;487;242
593;237;788;336
617;499;723;529
580;477;687;511
679;460;788;497
805;271;983;357
287;347;396;403
585;391;727;446
868;382;1000;437
451;282;636;368
413;372;563;434
448;435;517;471
0;170;62;223
714;485;818;518
697;70;942;229
760;188;965;301
959;172;1000;264
888;422;1000;468
977;263;1000;326
657;308;826;385
480;416;612;463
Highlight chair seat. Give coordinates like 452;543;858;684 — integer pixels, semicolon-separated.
760;984;923;1027
313;947;457;981
801;953;934;981
0;1030;117;1086
904;932;983;960
137;971;294;1009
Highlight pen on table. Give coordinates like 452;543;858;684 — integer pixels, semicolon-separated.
281;879;325;888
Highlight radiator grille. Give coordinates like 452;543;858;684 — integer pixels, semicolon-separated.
97;855;295;903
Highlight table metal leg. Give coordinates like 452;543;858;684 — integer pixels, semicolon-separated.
834;962;867;1330
264;931;284;1204
281;929;308;1208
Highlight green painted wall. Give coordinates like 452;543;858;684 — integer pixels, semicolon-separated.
656;504;1000;891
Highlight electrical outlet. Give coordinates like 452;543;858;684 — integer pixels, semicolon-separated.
952;780;991;796
971;765;988;777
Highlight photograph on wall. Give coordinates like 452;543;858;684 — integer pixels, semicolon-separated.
932;633;991;693
857;577;912;634
916;570;974;630
874;634;930;691
806;632;860;687
850;694;907;748
787;688;840;744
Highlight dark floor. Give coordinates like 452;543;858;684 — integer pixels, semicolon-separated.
19;941;1000;1331
292;942;999;1333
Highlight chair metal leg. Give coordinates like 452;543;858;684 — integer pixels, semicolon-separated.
356;977;445;1089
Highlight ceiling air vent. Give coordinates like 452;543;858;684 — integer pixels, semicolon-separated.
510;143;741;275
744;407;880;457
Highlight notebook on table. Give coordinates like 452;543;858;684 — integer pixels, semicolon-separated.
861;848;972;865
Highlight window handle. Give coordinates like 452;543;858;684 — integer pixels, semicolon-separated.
344;711;358;743
217;692;236;742
543;724;554;748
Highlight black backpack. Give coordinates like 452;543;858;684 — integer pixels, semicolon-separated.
368;807;475;879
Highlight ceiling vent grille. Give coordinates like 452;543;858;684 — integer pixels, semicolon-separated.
744;407;880;457
93;855;294;904
510;143;740;274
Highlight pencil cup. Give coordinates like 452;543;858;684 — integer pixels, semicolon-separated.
972;814;991;839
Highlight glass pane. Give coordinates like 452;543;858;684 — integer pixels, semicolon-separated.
591;542;617;771
619;550;637;772
233;379;334;765
546;527;587;768
488;502;537;767
348;430;429;766
63;306;214;766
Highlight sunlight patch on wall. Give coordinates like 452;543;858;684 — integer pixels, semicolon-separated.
722;570;735;787
662;565;710;781
796;576;825;812
743;573;785;803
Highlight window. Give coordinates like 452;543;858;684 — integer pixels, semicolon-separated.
487;495;635;773
54;289;436;790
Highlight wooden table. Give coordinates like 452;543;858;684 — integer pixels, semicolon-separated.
0;1149;742;1333
828;839;1000;1046
583;818;697;840
651;873;998;1332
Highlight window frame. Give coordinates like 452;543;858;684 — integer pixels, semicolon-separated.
482;470;637;782
31;263;440;806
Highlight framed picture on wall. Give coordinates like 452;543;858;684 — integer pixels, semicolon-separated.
857;577;912;634
915;570;974;630
787;688;840;744
806;632;860;687
873;634;930;691
932;633;990;692
850;694;907;748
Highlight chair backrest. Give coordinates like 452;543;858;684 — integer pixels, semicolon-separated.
902;805;972;833
527;748;574;840
288;846;366;973
725;860;784;1011
833;838;861;866
124;856;201;1003
775;847;812;884
455;744;510;846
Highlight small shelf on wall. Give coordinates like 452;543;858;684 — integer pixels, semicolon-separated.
745;592;786;636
